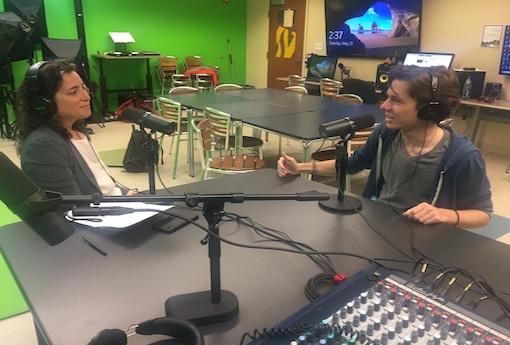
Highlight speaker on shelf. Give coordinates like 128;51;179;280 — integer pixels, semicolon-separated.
484;82;502;100
375;63;392;94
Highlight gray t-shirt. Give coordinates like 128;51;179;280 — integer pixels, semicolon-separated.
379;130;451;209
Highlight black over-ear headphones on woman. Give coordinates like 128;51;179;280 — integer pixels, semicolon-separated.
87;317;204;345
24;61;58;117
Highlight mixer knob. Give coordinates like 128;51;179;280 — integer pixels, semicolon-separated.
401;316;409;329
466;327;475;341
484;336;494;345
417;302;427;315
433;310;442;323
404;335;412;345
403;294;412;308
376;281;385;292
374;300;381;312
440;327;449;340
389;287;398;300
367;289;375;299
366;324;374;336
394;301;402;314
374;318;381;331
359;309;367;322
367;305;375;316
395;320;403;333
332;312;339;325
381;312;388;325
409;310;417;323
353;315;360;327
433;333;441;345
347;301;355;314
424;319;432;331
411;330;419;343
387;307;395;320
354;298;361;309
380;295;388;307
340;307;347;319
418;324;426;337
381;332;389;345
388;327;396;339
360;292;368;304
449;318;458;332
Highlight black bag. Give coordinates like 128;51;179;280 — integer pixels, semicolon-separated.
122;125;151;172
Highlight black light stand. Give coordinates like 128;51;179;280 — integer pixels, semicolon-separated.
318;139;362;214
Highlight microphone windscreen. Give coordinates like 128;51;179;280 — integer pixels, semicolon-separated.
352;114;375;131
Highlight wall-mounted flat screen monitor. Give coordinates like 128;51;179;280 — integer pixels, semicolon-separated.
402;52;455;69
499;26;510;75
306;54;337;81
324;0;422;59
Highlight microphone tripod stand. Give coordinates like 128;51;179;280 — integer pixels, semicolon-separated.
318;138;363;214
63;191;329;327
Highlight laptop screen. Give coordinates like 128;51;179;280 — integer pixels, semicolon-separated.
306;55;338;80
402;52;455;69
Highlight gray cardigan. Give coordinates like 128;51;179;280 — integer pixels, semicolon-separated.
21;127;126;196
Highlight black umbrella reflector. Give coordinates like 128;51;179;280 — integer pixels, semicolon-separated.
0;11;33;64
41;38;86;78
4;0;48;42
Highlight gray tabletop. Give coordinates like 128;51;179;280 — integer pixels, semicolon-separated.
1;170;508;344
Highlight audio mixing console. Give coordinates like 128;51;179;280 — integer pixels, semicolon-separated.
248;264;509;345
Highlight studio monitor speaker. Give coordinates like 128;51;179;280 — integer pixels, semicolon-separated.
375;63;392;94
484;82;502;100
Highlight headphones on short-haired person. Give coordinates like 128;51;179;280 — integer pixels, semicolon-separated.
25;61;56;117
87;317;204;345
417;72;443;122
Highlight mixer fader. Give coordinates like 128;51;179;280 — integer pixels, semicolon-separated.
248;264;509;345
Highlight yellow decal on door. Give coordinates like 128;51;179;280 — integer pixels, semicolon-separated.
275;26;296;58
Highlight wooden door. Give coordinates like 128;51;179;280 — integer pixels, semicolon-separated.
267;0;307;89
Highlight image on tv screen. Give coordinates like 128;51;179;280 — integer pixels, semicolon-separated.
325;0;422;59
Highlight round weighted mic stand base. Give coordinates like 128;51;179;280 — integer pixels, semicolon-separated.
319;195;362;214
165;290;239;327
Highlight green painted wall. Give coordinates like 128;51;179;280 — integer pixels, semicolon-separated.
0;0;247;320
0;203;26;320
6;0;247;107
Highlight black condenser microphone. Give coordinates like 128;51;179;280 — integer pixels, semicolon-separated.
0;152;75;245
122;107;175;135
319;114;375;138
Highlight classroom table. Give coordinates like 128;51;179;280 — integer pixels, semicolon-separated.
165;88;385;176
1;169;509;344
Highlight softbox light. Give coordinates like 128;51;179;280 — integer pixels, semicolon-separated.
0;11;32;64
41;37;86;78
4;0;48;43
